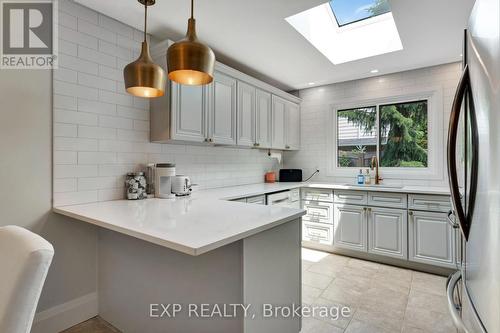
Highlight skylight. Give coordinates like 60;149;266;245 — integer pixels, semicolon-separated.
330;0;390;26
285;1;402;65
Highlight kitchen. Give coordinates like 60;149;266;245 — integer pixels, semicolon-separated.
0;0;497;333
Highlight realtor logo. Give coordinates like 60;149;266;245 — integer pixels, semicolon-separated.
1;0;58;69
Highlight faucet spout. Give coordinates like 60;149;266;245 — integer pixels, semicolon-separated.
370;157;382;185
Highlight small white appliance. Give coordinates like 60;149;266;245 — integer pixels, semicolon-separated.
154;163;176;199
172;176;192;196
266;189;300;209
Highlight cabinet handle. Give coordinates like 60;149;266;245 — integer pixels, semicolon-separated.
254;143;260;147
408;210;413;216
447;210;460;229
208;138;214;143
285;145;291;149
204;138;208;142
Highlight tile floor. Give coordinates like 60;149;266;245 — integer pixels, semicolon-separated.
300;248;456;333
60;249;455;333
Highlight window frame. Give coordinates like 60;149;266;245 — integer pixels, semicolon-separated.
327;87;444;180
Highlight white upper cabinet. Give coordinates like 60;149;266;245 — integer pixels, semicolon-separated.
255;89;272;149
149;39;301;149
271;96;287;150
208;71;237;145
285;101;300;150
170;83;209;143
237;81;256;147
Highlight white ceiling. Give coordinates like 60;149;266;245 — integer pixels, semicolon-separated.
75;0;475;91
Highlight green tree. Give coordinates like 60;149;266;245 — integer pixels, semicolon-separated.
367;0;391;16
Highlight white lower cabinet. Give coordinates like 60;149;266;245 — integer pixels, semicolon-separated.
333;204;367;252
408;210;456;268
303;221;334;247
368;207;407;259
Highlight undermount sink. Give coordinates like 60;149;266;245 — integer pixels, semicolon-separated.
343;184;404;189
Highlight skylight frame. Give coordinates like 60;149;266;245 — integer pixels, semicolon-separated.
285;1;403;65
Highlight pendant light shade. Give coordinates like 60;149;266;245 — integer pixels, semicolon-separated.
167;0;215;85
124;0;166;98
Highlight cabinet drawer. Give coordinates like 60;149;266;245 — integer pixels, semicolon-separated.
302;201;333;224
368;192;407;209
334;190;368;205
246;195;266;205
408;194;451;212
302;221;333;246
301;188;334;202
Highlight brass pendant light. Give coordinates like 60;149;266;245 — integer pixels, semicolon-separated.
167;0;215;85
124;0;166;98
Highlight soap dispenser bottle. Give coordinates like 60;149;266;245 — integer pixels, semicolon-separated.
365;169;371;185
357;169;365;185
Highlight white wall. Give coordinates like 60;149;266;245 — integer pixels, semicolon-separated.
284;63;462;187
53;0;278;206
0;47;98;320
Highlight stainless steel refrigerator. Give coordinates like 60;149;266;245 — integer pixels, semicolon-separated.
446;0;500;332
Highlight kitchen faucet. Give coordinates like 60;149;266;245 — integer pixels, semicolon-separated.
370;156;383;185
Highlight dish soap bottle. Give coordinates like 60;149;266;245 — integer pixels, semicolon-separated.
357;169;365;185
365;169;371;185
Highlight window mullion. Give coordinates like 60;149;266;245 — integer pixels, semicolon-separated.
376;104;381;164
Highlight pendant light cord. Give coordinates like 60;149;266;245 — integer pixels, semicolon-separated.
191;0;194;19
143;1;148;42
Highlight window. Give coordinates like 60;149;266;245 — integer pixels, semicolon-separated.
337;100;428;168
329;0;391;27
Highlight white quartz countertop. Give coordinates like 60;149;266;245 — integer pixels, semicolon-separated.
54;182;449;256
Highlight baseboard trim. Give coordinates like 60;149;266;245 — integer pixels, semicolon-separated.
31;292;98;333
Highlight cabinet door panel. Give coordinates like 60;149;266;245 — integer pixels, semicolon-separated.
271;96;286;149
255;89;272;148
334;204;367;252
237;82;256;147
209;72;237;145
286;102;300;150
303;221;334;247
368;207;407;259
171;83;208;142
409;210;456;268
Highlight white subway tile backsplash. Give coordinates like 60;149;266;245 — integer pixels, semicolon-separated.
116;106;149;120
78;18;116;43
78;45;116;68
54;191;98;206
59;53;99;75
78;152;116;164
55;164;99;178
54;68;77;83
99;90;133;107
54;109;98;126
54;151;77;165
54;94;77;110
78;176;123;191
54;137;98;152
78;72;116;92
98;14;134;39
59;25;98;50
78;125;116;140
59;12;77;30
99;115;133;129
117;129;149;142
99;65;122;82
78;99;116;116
54;123;78;137
133;120;149;131
59;40;78;56
54;178;78;193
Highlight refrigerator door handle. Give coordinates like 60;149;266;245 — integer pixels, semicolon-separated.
447;65;470;240
447;271;470;333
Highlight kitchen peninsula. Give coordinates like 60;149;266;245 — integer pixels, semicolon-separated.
54;189;305;333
